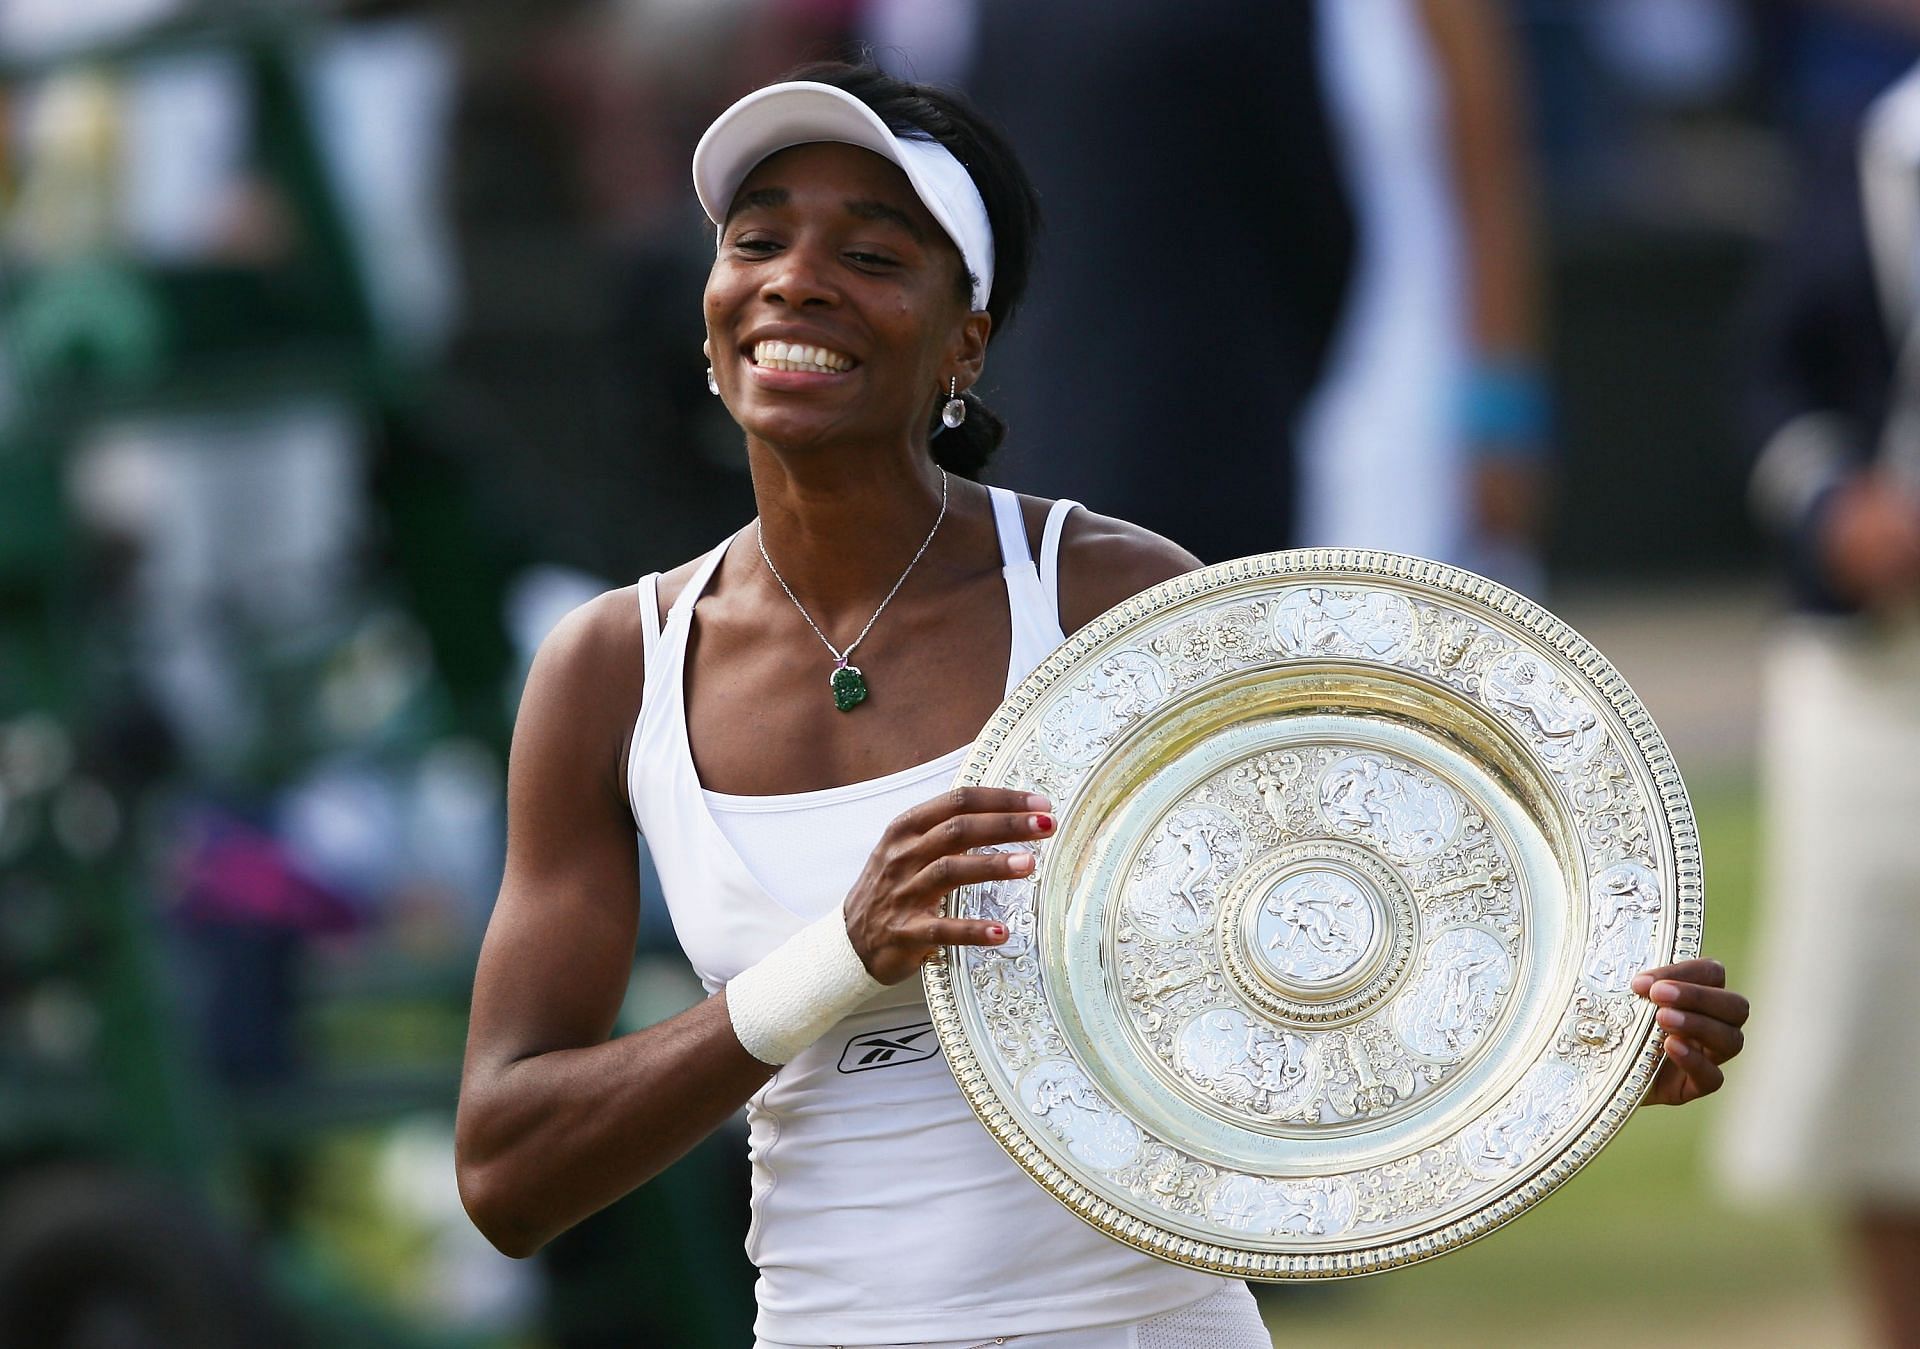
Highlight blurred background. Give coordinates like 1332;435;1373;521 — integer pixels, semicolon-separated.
1;0;1914;1345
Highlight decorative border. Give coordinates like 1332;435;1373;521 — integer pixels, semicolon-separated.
923;548;1703;1280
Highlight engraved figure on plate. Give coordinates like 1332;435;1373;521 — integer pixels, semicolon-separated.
1161;603;1268;676
1205;1173;1356;1239
1127;806;1244;940
1020;1059;1143;1171
1321;1022;1419;1119
1248;750;1312;833
1568;747;1654;867
1272;587;1415;661
1587;861;1663;991
1175;1008;1319;1120
1115;1143;1215;1217
1393;926;1513;1061
1461;1060;1583;1180
1036;651;1170;767
1482;650;1604;768
1555;984;1637;1064
1422;608;1507;673
1256;869;1378;983
966;850;1038;949
1319;752;1462;861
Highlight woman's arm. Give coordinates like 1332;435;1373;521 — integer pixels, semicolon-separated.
456;585;1047;1256
455;589;774;1258
1417;0;1550;547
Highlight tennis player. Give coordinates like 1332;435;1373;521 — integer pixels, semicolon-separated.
455;63;1748;1349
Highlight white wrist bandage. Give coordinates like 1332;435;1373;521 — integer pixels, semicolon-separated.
725;903;886;1066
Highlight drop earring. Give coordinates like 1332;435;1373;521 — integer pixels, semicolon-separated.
941;376;966;429
706;366;719;396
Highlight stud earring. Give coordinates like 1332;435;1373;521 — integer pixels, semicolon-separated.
706;366;719;396
941;376;966;429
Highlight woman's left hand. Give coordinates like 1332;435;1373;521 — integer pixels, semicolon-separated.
1631;959;1748;1106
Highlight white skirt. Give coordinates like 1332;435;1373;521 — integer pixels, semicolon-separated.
1713;614;1920;1206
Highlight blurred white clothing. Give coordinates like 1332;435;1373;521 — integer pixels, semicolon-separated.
1297;0;1469;570
1715;614;1920;1205
304;17;459;357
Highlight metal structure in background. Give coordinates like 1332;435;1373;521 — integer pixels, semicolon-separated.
0;5;750;1345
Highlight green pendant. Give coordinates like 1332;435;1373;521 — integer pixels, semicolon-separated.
830;663;868;712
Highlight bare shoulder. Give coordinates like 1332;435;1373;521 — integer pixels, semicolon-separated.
529;583;647;696
508;584;650;807
1027;499;1202;635
531;534;725;693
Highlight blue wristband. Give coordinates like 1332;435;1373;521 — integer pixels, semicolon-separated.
1459;361;1551;455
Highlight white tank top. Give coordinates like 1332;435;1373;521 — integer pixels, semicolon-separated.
628;487;1226;1345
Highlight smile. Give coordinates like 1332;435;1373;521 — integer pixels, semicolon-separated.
751;340;855;373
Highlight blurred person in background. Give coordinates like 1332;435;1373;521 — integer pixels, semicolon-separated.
868;0;1547;585
456;59;1749;1349
874;0;1357;565
443;0;866;579
1714;10;1920;1345
1297;0;1548;594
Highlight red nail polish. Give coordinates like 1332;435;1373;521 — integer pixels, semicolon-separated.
987;924;1007;940
1034;813;1054;833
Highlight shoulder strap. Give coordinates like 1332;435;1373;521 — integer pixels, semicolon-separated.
669;534;735;623
637;573;662;660
987;485;1032;568
1039;498;1081;617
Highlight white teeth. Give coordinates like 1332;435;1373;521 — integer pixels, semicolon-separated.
752;339;853;373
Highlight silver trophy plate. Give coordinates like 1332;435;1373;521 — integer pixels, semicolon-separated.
925;550;1701;1278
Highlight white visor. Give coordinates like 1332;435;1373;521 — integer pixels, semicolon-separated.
692;80;995;312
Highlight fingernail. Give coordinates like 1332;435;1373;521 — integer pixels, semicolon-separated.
1668;1037;1691;1057
1630;973;1653;995
1656;1008;1683;1030
1026;793;1052;811
1651;980;1680;1004
1032;813;1054;834
986;924;1007;941
1008;852;1035;874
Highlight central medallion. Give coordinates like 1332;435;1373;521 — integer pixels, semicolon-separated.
1219;839;1420;1027
1250;868;1382;990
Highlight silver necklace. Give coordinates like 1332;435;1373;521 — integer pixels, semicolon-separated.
756;469;949;712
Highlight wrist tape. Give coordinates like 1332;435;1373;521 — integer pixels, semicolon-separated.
725;902;886;1066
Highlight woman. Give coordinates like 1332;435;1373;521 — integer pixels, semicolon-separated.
455;62;1748;1348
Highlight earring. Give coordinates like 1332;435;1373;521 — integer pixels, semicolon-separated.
941;376;966;429
706;366;719;396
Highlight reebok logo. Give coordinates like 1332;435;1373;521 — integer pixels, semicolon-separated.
836;1022;941;1073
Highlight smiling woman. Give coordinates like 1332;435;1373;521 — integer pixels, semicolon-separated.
695;68;1035;483
706;139;988;474
450;59;1744;1349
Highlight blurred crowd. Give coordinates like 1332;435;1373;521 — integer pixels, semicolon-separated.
0;0;1918;1345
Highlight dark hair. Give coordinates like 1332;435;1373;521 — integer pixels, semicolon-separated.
778;60;1041;479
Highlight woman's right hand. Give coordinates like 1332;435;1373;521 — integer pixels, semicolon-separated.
843;786;1055;985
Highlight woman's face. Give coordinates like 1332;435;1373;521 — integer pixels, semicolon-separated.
704;140;988;457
